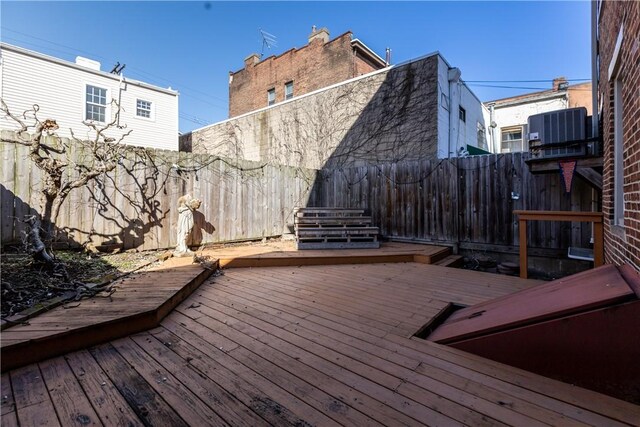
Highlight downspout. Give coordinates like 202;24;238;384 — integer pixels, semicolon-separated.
489;104;497;153
590;0;600;242
447;67;461;158
117;74;125;127
591;0;599;139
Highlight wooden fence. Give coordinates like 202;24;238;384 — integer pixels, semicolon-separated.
313;153;597;254
1;140;596;255
1;142;318;250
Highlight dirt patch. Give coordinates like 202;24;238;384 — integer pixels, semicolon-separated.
1;249;162;319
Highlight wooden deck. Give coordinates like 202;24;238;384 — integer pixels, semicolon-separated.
205;240;451;268
2;249;639;426
1;256;217;372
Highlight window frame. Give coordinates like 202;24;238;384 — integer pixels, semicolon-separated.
84;84;109;123
613;77;624;226
500;125;524;153
267;88;276;106
476;121;487;150
284;81;294;100
135;98;154;121
459;106;466;122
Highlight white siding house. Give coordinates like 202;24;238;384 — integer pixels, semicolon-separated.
484;79;592;154
0;43;179;150
436;55;492;158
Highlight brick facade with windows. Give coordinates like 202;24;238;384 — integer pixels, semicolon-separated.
597;0;640;270
228;28;386;118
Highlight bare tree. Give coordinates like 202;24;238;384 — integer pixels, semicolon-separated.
0;98;142;263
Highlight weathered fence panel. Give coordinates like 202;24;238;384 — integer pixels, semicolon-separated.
1;142;318;250
2;140;595;255
314;153;596;251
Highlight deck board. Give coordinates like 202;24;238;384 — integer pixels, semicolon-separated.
2;243;638;425
1;256;216;371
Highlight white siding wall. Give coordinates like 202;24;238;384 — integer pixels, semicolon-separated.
0;45;178;150
436;56;490;158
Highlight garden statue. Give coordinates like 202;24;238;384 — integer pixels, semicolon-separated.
174;194;202;257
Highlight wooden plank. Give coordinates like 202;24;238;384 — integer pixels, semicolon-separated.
10;363;61;426
108;337;229;426
130;331;271;427
90;343;187;426
157;318;338;426
39;357;101;426
178;293;462;425
1;373;16;416
392;334;640;426
64;350;143;426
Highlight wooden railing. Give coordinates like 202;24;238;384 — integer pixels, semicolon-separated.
514;210;604;279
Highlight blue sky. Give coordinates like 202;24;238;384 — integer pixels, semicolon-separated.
1;1;592;133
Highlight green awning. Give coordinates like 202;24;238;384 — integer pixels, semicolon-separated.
467;144;492;156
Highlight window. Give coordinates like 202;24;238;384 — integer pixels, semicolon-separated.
613;78;624;226
267;88;276;106
136;99;152;118
477;122;487;150
501;126;524;153
285;81;294;100
85;85;107;122
459;106;466;122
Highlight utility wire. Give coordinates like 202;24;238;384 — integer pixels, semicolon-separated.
465;79;590;83
1;27;229;109
468;83;592;91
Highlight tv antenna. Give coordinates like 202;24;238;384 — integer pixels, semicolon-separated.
259;29;277;58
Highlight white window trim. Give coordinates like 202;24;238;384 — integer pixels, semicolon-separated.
135;98;155;121
83;83;111;124
267;88;276;106
500;125;524;153
608;23;624;80
609;24;625;227
613;78;625;227
284;81;294;100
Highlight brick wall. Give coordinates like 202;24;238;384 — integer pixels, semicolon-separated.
229;31;384;118
598;0;640;270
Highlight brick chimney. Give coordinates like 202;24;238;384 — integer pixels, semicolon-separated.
552;76;568;91
308;26;329;44
244;53;260;68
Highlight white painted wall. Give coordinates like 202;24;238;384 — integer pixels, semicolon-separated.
489;95;568;153
0;43;179;150
436;56;491;158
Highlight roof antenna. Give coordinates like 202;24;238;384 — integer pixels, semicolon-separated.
259;29;277;58
110;62;126;75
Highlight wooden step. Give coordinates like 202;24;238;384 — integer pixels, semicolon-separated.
295;216;373;226
296;241;380;250
295;208;365;217
297;227;379;237
433;255;464;268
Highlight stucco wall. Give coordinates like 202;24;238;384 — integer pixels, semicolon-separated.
192;54;441;170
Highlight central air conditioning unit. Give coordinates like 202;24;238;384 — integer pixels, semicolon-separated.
528;107;588;159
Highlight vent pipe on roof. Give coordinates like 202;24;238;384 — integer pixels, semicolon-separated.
385;47;391;66
75;56;101;71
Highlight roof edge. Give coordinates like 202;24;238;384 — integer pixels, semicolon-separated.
0;42;179;96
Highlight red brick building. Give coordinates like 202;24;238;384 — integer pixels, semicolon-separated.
228;27;387;118
596;0;640;269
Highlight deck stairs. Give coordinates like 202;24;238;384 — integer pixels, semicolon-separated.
295;208;380;249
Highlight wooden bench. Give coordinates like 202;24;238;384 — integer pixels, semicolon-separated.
295;208;380;249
